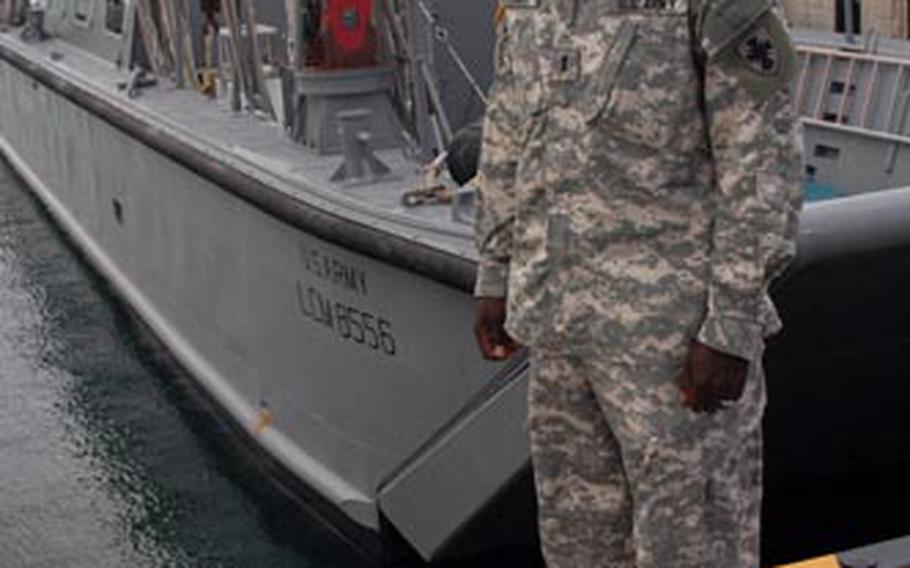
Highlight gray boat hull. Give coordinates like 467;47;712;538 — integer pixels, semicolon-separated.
0;34;533;561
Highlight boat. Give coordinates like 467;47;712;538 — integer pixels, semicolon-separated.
1;2;910;565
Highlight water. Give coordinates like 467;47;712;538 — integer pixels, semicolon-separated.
0;159;369;567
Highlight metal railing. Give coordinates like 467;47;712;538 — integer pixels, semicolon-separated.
795;44;910;147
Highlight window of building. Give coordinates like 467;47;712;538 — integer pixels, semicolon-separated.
830;81;857;95
74;0;94;24
835;0;862;34
105;0;124;34
814;144;842;160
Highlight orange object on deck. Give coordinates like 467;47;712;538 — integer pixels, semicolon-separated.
777;555;841;568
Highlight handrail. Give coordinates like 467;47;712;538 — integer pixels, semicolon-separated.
797;44;910;68
795;42;910;136
802;118;910;146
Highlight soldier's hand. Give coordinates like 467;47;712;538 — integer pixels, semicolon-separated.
678;341;749;414
474;297;521;361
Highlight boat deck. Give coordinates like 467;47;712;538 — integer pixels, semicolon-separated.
0;29;476;262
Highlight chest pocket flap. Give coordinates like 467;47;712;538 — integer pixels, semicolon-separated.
700;0;773;57
583;19;639;124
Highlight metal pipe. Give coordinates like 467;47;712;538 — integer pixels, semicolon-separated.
407;0;434;159
172;0;184;88
799;45;910;67
884;65;907;133
802;116;910;146
794;51;812;115
836;57;857;123
843;0;856;44
884;91;910;173
814;54;835;120
858;60;879;128
284;0;299;70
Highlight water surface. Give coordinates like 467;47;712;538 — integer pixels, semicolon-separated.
0;157;367;568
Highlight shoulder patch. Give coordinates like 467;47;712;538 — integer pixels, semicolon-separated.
713;11;796;102
738;27;779;75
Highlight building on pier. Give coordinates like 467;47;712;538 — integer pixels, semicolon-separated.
783;0;910;39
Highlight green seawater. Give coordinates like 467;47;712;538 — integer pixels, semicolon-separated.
0;157;368;568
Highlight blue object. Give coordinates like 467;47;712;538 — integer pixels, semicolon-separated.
805;181;839;202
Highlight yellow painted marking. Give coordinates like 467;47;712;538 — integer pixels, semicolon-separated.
198;69;217;97
777;555;840;568
253;409;274;435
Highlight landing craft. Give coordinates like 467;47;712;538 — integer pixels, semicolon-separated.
0;1;909;566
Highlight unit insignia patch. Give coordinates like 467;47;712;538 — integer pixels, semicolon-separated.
738;27;779;75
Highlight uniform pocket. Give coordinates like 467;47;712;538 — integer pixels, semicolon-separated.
545;213;571;261
583;20;640;125
592;15;702;152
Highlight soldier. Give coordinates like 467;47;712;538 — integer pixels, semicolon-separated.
473;1;803;567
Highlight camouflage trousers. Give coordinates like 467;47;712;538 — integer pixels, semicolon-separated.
528;349;765;568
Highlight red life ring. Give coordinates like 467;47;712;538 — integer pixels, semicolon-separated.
326;0;372;54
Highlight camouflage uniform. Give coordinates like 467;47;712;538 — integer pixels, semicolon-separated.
474;0;803;566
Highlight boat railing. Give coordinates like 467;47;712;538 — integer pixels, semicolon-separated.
795;43;910;149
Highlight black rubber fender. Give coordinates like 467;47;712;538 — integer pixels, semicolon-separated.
447;121;483;186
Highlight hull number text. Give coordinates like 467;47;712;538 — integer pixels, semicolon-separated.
296;281;397;357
